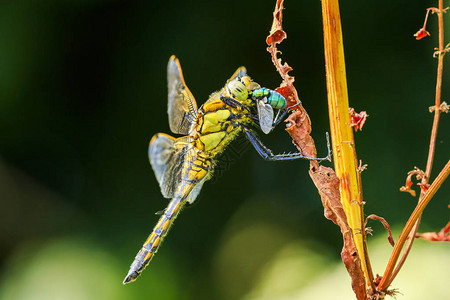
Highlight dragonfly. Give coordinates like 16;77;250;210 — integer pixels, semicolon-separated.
123;55;331;284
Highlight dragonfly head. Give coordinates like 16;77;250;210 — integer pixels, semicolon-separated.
226;79;248;102
225;76;261;103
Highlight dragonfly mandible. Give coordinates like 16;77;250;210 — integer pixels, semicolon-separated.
123;55;330;284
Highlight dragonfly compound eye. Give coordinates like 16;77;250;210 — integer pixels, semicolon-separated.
239;75;260;91
239;75;252;87
226;80;249;101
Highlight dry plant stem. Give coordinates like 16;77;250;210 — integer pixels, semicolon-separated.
425;0;445;188
267;0;366;298
321;0;370;297
353;138;375;289
378;0;447;291
378;160;450;291
387;217;420;288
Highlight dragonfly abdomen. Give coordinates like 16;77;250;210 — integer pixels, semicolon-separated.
123;193;186;284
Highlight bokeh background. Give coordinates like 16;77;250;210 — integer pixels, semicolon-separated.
0;1;449;299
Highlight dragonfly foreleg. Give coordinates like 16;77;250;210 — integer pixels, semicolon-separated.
271;102;301;129
243;127;331;161
220;95;245;109
250;115;261;128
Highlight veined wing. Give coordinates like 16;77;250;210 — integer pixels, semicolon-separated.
224;67;260;97
216;66;247;96
221;66;247;94
149;133;195;198
184;177;206;204
167;55;198;135
257;99;275;134
148;133;175;193
229;66;247;81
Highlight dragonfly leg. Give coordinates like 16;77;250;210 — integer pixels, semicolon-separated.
250;115;262;129
220;96;245;109
243;127;331;161
271;102;302;129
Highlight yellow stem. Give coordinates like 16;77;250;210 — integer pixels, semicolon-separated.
321;0;371;292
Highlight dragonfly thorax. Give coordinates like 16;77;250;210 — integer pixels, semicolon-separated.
192;94;252;154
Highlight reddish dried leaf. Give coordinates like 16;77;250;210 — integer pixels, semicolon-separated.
275;85;299;108
365;215;395;246
266;0;295;86
416;231;450;241
278;61;293;75
266;1;317;168
414;28;430;40
267;3;365;297
285;109;317;165
266;0;286;45
267;45;294;84
349;108;368;131
399;173;416;197
400;167;425;197
416;221;450;242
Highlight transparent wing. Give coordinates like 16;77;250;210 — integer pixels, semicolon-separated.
159;138;195;198
257;99;275;134
167;55;198;135
228;66;247;81
184;177;206;204
149;133;194;198
148;133;176;190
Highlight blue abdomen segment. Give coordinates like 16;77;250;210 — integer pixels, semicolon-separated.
252;88;286;110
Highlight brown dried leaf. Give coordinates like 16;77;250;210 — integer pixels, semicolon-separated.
285;109;317;165
399;167;426;197
266;0;287;45
416;221;450;242
279;61;293;76
365;214;395;246
399;172;416;197
349;108;368;131
276;85;299;107
413;28;430;40
266;0;295;86
267;2;365;297
310;166;366;299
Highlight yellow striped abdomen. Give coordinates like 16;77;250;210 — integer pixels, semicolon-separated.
123;186;188;284
123;154;212;284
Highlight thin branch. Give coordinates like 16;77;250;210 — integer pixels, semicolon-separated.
425;1;445;193
378;1;448;291
378;160;450;291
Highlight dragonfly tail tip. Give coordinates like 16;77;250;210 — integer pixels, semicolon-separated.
123;275;133;285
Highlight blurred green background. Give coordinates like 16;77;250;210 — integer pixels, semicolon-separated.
0;1;448;299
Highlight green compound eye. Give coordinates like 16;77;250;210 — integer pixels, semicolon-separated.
226;80;249;101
